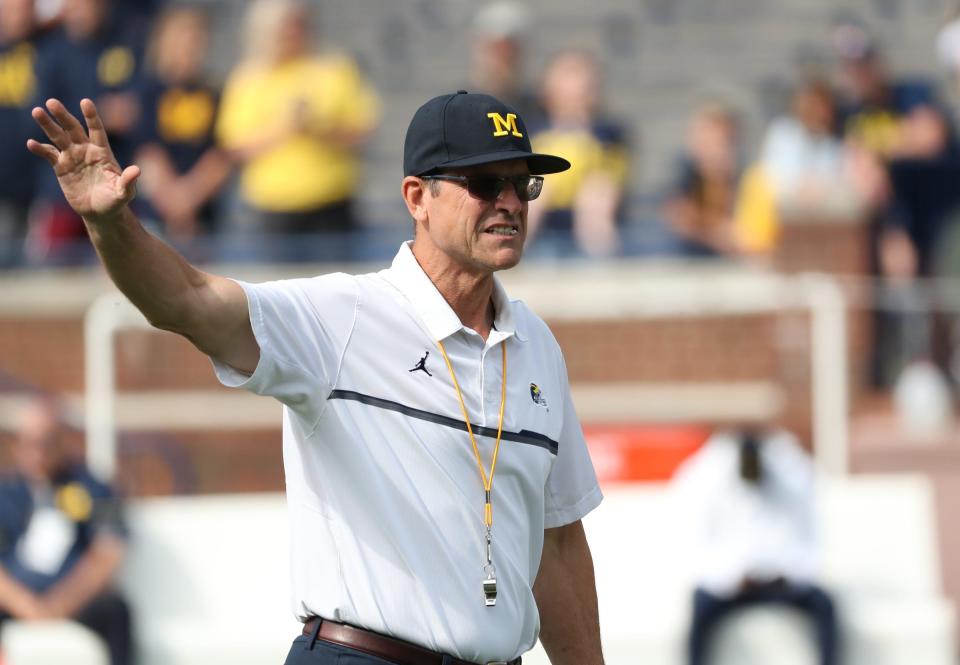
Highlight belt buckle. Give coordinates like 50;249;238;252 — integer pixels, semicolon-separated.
486;661;509;665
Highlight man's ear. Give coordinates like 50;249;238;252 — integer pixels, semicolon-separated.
402;176;429;226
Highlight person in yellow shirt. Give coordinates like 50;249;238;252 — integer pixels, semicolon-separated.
662;102;741;257
526;50;628;258
216;0;380;261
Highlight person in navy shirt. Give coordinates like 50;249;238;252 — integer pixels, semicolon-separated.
133;6;230;245
833;21;960;387
27;0;144;264
0;397;131;665
0;0;41;268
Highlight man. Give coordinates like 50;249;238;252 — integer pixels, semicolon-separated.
27;90;605;664
672;427;837;665
832;20;958;388
0;397;131;665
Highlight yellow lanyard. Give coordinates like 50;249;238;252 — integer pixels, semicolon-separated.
435;340;507;528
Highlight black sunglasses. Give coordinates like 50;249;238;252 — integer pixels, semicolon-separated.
421;174;545;202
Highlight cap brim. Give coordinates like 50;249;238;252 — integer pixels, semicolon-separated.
428;149;571;175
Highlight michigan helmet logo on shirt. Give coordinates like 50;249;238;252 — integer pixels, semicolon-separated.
97;46;136;88
529;383;548;409
56;482;93;522
0;43;36;107
158;88;216;143
487;112;523;138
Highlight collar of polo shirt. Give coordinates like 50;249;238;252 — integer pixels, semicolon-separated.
384;242;528;343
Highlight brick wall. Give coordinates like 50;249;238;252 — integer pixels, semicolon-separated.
0;310;827;495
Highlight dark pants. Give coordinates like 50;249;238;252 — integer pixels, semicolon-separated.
689;582;838;665
0;591;133;665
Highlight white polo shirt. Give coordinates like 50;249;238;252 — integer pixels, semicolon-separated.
212;242;602;663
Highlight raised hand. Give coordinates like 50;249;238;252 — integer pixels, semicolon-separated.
27;98;141;223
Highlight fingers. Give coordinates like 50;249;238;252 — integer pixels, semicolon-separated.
119;165;141;199
26;139;60;166
119;164;140;189
45;98;88;144
80;98;110;149
31;105;70;151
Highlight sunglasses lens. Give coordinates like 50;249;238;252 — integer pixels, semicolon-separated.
464;176;544;201
521;176;543;201
466;176;502;201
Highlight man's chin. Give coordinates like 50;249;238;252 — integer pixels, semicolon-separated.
486;248;523;272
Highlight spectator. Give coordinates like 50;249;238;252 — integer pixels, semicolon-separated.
526;50;628;258
734;77;866;256
133;6;230;246
833;21;957;386
835;22;951;163
833;20;953;278
27;0;144;265
0;397;131;665
469;1;540;124
215;0;380;262
672;427;838;665
662;102;741;257
0;0;39;268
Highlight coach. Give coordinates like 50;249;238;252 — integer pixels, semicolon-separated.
28;90;604;665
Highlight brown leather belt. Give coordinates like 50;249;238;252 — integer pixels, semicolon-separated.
301;617;521;665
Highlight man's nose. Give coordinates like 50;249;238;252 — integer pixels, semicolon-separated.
495;180;524;214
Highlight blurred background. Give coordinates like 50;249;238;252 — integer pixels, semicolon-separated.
2;0;960;663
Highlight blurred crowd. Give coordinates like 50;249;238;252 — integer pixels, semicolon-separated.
3;0;960;274
6;0;960;388
0;0;381;267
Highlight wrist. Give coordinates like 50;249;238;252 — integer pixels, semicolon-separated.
37;593;68;619
9;590;44;620
83;205;135;228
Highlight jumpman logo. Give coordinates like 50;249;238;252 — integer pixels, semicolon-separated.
409;351;432;376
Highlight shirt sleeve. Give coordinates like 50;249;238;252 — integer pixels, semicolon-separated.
211;273;360;426
543;354;602;528
85;475;128;541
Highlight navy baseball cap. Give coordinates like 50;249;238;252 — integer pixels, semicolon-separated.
403;90;570;176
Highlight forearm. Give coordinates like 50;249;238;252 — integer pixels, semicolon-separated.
84;206;210;332
0;566;43;619
533;521;604;665
29;98;259;372
42;535;124;618
573;175;621;257
183;149;232;205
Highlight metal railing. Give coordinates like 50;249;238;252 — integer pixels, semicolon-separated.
83;265;849;481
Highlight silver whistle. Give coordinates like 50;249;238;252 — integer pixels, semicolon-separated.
483;527;497;606
483;564;498;606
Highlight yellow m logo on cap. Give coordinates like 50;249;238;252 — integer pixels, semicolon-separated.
487;112;523;138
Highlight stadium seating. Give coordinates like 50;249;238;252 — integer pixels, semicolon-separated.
3;475;955;665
